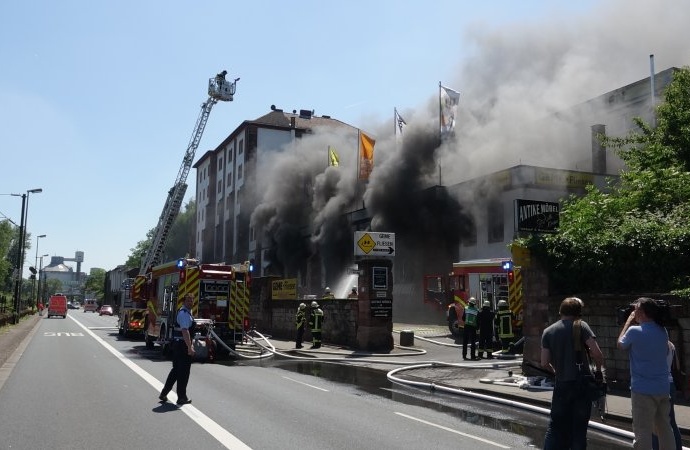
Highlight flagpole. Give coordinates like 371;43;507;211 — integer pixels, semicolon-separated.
394;107;398;153
439;81;442;141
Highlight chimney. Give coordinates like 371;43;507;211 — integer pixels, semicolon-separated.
591;124;606;174
290;117;296;128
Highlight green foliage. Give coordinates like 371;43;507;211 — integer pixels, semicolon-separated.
518;67;690;294
84;268;106;300
125;198;196;268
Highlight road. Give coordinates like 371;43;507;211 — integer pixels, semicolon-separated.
0;312;632;449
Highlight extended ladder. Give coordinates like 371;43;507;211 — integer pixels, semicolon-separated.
139;72;238;275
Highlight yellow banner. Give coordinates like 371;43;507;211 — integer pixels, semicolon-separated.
271;278;297;300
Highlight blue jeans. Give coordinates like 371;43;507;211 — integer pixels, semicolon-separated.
543;380;592;450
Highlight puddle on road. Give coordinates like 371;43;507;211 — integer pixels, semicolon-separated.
246;359;632;450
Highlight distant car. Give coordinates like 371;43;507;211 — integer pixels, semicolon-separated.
83;299;98;313
68;302;79;309
99;305;113;316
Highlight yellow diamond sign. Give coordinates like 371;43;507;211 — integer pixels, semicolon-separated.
357;233;376;254
354;231;395;257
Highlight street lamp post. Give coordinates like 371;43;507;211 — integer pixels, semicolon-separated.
32;234;46;306
13;188;42;321
37;253;49;307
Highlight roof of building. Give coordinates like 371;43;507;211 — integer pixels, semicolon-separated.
43;264;73;273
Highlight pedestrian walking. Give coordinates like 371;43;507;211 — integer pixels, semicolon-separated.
462;298;479;361
541;297;605;450
618;297;676;450
309;301;324;349
159;293;195;405
295;303;306;349
477;300;495;359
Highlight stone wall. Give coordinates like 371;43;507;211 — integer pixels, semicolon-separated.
247;276;360;347
521;263;690;389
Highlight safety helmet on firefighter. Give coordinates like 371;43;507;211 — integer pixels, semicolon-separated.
483;300;490;308
299;303;306;310
311;301;319;308
325;287;331;293
498;300;508;308
468;297;476;306
351;286;357;292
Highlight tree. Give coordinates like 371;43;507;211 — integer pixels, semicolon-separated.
518;67;690;295
83;268;106;301
125;198;196;269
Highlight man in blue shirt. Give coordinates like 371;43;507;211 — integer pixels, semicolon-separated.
618;297;675;449
159;293;195;405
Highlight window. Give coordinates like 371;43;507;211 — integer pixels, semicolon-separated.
218;158;223;171
237;164;243;180
227;173;232;187
228;147;233;162
250;226;255;242
487;199;504;243
217;180;222;194
238;140;244;155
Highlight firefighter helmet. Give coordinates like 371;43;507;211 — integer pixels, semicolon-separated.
468;297;476;306
483;300;490;308
299;303;306;310
311;301;319;308
498;300;508;308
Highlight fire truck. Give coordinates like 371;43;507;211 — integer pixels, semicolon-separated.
117;71;238;337
423;258;523;338
143;258;251;361
118;277;147;337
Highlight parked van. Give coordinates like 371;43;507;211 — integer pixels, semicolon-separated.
48;295;68;318
83;299;98;313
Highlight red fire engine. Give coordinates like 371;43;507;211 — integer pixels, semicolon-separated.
143;258;251;362
423;258;523;338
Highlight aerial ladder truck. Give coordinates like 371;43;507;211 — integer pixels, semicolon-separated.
118;71;239;340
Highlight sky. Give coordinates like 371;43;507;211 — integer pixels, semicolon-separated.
1;0;689;278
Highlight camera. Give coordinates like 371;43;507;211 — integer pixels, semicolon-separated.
616;304;635;326
616;299;672;326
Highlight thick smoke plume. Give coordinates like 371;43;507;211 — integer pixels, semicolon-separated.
251;0;690;299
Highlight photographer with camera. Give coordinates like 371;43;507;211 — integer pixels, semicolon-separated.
618;297;676;450
541;297;605;450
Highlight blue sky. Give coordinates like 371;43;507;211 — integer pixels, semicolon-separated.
1;0;687;277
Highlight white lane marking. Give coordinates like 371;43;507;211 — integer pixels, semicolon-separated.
68;315;251;449
395;412;511;448
282;376;329;392
87;326;119;330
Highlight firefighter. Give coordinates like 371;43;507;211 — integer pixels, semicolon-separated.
462;298;479;360
323;287;335;300
477;300;495;359
295;303;306;349
347;286;358;299
309;301;324;349
495;299;515;352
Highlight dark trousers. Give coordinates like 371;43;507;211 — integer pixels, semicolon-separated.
478;330;493;357
311;330;321;348
543;380;592;450
162;340;192;401
296;325;304;348
462;326;477;359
